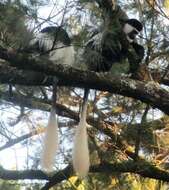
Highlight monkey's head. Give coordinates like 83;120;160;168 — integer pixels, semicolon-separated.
123;19;143;43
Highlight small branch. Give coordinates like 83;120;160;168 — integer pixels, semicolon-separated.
0;128;45;151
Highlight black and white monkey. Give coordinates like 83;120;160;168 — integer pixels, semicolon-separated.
72;18;144;177
30;26;75;171
31;26;74;65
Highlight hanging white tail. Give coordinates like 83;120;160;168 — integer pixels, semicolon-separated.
41;108;59;172
72;89;90;178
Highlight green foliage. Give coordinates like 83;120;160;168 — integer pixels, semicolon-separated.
0;180;20;190
0;1;33;49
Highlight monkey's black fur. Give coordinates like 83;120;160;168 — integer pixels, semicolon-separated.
84;19;144;73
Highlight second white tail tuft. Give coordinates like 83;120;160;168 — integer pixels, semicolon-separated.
41;108;59;172
72;119;90;178
72;93;90;178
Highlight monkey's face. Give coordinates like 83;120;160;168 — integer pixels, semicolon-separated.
123;19;143;43
123;23;139;43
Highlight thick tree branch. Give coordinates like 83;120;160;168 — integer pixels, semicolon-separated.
0;49;168;114
0;168;49;180
90;160;169;182
0;63;53;86
0;47;169;113
1;160;169;189
1;62;169;87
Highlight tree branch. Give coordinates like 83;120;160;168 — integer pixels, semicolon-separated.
0;90;121;142
1;49;168;114
2;89;167;154
0;63;53;86
90;160;169;182
41;165;73;190
0;168;49;180
1;160;169;188
1;160;169;189
0;128;45;151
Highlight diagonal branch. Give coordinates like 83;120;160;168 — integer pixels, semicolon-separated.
0;128;45;151
0;90;121;142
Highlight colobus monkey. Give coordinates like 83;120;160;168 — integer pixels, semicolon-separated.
32;26;75;65
31;26;75;171
123;19;143;43
72;18;144;177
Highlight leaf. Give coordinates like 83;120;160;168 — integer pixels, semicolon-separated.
112;106;124;114
164;0;169;9
164;0;169;16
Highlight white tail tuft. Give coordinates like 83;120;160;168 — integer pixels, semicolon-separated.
41;108;59;172
72;97;90;178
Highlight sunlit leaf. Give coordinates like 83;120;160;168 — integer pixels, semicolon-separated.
164;0;169;16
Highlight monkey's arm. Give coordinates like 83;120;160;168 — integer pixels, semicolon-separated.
127;43;145;76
